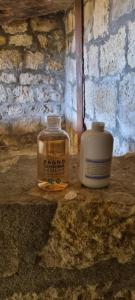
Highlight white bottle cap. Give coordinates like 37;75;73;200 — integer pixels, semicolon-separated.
47;115;61;129
92;122;105;132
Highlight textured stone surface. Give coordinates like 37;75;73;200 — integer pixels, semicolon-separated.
31;17;60;33
84;0;94;42
19;73;50;85
0;50;22;70
38;154;135;269
0;149;135;298
37;34;48;48
9;34;33;48
0;15;65;144
94;80;117;129
100;28;126;76
88;45;99;77
93;0;109;39
0;73;16;84
82;0;135;155
85;79;95;120
66;57;76;84
0;209;19;278
128;21;135;68
5;287;135;300
119;73;135;139
0;84;7;103
0;0;74;23
24;51;44;70
2;21;28;34
112;0;135;21
47;60;63;72
84;45;88;76
0;35;6;45
65;8;75;34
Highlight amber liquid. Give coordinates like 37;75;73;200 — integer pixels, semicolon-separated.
37;131;69;191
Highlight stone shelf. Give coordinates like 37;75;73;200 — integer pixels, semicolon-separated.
0;147;135;300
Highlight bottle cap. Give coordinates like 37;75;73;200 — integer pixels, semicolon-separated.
92;122;105;132
47;115;61;129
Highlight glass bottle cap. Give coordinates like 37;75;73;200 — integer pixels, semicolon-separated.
47;115;61;129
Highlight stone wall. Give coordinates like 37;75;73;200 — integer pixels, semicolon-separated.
65;0;135;155
0;14;65;147
84;0;135;155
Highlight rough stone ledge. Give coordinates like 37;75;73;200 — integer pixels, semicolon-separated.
0;147;135;299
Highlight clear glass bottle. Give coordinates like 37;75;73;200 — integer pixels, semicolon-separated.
37;115;70;191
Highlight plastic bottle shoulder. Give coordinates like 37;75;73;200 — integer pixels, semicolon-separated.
81;129;113;139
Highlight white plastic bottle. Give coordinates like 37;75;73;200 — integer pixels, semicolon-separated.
79;122;113;188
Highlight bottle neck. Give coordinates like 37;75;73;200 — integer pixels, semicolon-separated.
92;122;105;132
47;125;61;131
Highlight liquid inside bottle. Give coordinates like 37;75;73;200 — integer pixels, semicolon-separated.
37;116;70;191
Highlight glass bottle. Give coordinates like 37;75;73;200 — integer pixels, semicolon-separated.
37;115;70;191
79;122;113;188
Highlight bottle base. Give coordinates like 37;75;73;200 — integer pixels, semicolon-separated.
38;180;68;192
80;177;110;189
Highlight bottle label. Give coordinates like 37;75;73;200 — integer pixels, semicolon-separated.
44;156;66;181
85;158;111;179
38;140;68;184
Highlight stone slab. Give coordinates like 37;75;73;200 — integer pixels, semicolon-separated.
0;147;135;299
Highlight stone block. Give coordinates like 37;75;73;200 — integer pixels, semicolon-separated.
84;0;94;42
84;46;88;76
31;17;59;32
11;86;35;104
34;85;62;103
24;51;44;70
113;136;129;156
65;8;75;34
73;84;77;111
19;73;50;85
0;36;6;46
64;82;73;107
0;73;16;84
2;20;28;34
128;21;135;68
9;34;33;48
119;73;135;139
0;84;7;103
37;34;48;48
8;104;24;118
66;57;76;84
39;180;135;269
100;27;126;76
85;79;95;120
66;35;75;55
47;59;63;72
0;50;22;70
93;0;109;39
112;0;135;21
88;45;99;77
94;80;117;129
